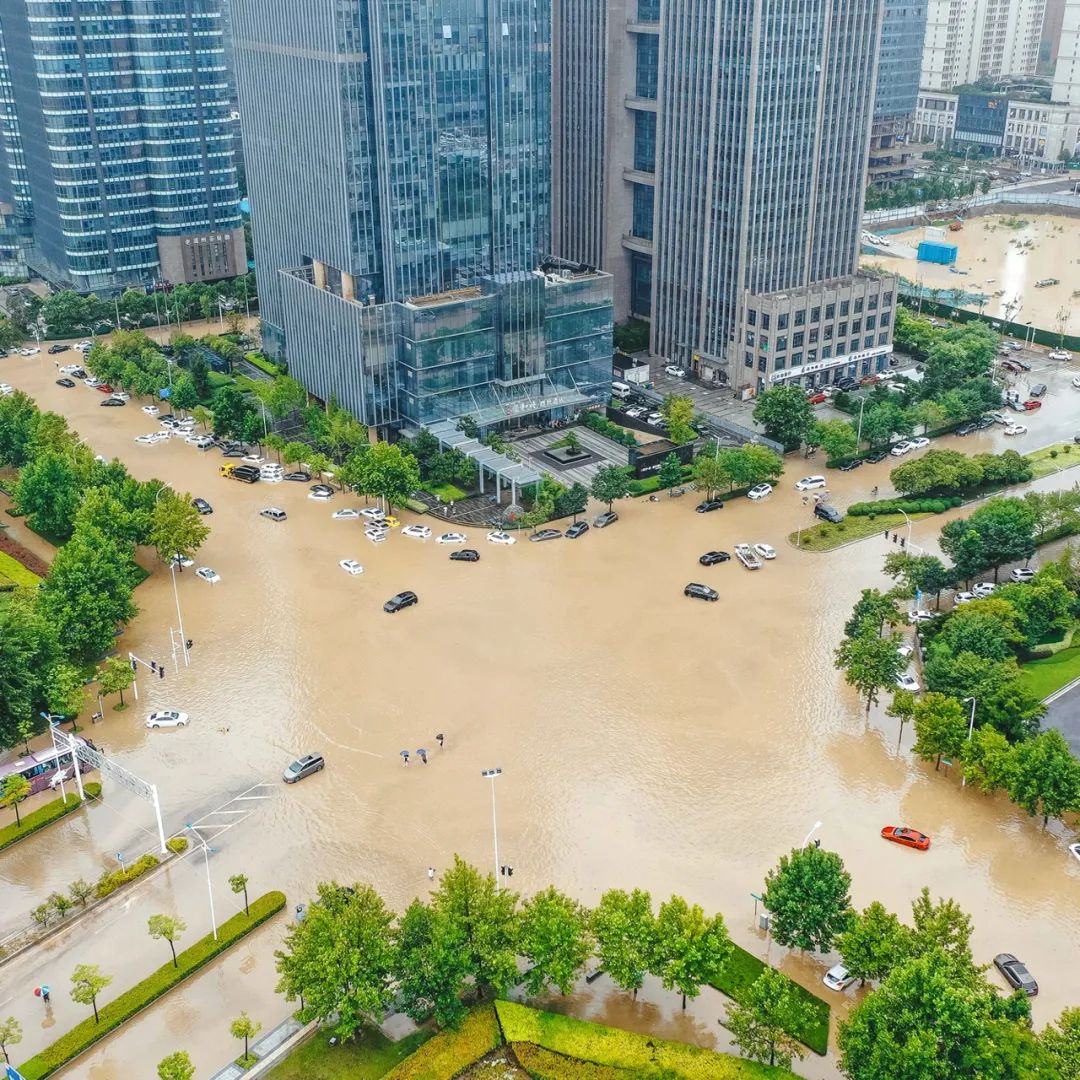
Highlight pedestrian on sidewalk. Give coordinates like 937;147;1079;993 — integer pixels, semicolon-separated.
41;986;51;1006
417;748;428;764
400;749;410;766
427;867;435;881
436;733;445;749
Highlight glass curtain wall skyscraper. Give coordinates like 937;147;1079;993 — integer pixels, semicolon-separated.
232;0;612;433
0;0;245;293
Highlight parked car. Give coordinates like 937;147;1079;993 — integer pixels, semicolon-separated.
866;450;887;464
684;582;719;602
1073;375;1080;390
282;753;324;784
450;549;480;562
593;512;619;528
192;498;213;515
1029;383;1047;397
908;610;936;623
565;521;590;539
663;364;686;378
975;416;995;430
881;825;931;851
260;463;284;482
195;566;221;583
145;709;189;729
187;434;215;449
486;530;517;544
339;560;364;576
141;404;160;416
695;499;724;513
308;484;334;500
1048;350;1071;361
955;422;977;436
753;543;776;560
284;470;311;482
823;964;857;992
699;550;730;566
436;531;468;545
1004;424;1028;436
1010;567;1036;583
794;475;826;491
890;442;912;457
814;503;843;523
530;528;562;542
909;437;930;449
954;591;975;604
383;590;418;613
1022;400;1042;411
94;384;114;394
47;343;68;354
172;554;194;569
747;484;772;500
896;673;921;692
806;391;827;405
332;508;362;520
0;384;13;397
55;377;75;388
838;458;863;471
973;582;996;598
403;524;432;539
100;397;125;407
1000;359;1022;374
994;954;1038;996
134;432;169;445
260;507;287;522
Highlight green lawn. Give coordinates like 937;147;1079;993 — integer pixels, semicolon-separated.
1019;645;1080;700
421;481;469;502
266;1026;432;1080
0;549;42;588
1026;443;1080;480
789;512;930;553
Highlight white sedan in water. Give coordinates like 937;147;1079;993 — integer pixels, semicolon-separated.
195;566;220;584
0;383;13;397
794;475;827;491
1072;375;1080;389
486;530;517;545
135;432;169;445
145;709;189;729
339;559;364;576
747;484;773;500
753;543;777;560
142;404;160;416
402;524;432;539
332;508;361;520
436;532;467;545
1004;424;1028;436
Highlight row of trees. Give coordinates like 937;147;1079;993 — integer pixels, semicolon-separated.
864;170;985;211
0;391;208;752
890;447;1033;497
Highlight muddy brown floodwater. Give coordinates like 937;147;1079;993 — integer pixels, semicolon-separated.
2;352;1080;1078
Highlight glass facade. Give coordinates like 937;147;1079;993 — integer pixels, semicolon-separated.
635;34;659;99
875;1;926;119
236;0;611;431
0;0;242;292
633;112;656;172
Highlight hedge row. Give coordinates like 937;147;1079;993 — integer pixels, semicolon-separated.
244;351;283;377
381;1003;501;1080
0;783;101;854
94;853;159;899
583;410;638;448
848;496;964;517
494;1001;788;1079
512;1042;625;1080
17;890;286;1080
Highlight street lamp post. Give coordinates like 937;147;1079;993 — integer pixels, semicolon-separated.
481;768;502;889
185;824;218;940
801;820;823;848
897;508;914;548
155;483;190;667
961;697;977;787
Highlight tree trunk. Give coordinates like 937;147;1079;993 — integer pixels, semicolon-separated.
169;939;177;967
13;801;21;827
935;754;942;771
681;993;687;1010
92;998;99;1024
243;887;250;916
119;688;125;706
244;1034;249;1057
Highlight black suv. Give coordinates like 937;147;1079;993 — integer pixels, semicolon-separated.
699;551;730;566
48;344;68;354
449;549;479;562
695;499;723;514
282;753;324;784
814;503;843;524
838;458;863;472
384;590;418;613
684;582;719;602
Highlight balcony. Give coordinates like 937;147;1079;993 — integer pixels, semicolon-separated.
621;234;653;255
624;96;658;113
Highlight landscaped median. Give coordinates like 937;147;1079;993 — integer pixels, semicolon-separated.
1020;644;1080;701
788;511;932;552
1025;441;1080;481
16;890;286;1080
0;782;101;854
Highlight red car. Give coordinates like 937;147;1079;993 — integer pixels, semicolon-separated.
806;391;827;405
881;825;931;851
1000;360;1022;373
95;383;114;394
860;374;882;385
1022;400;1042;411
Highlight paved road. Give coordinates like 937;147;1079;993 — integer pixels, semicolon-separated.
1045;681;1080;756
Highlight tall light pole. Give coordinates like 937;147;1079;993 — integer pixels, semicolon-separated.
481;768;502;888
155;483;190;667
801;820;823;848
185;824;218;940
961;697;977;787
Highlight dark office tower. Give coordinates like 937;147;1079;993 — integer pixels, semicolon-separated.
553;1;897;396
0;0;245;293
232;1;612;433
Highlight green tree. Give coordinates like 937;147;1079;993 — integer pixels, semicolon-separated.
1041;1007;1080;1080
656;452;684;491
70;963;112;1024
887;689;917;745
651;896;732;1009
941;498;1037;581
891;449;984;496
913;692;969;770
932;600;1021;662
554;481;589;521
229;873;250;916
844;588;903;638
979;681;1045;743
0;1016;22;1066
860;401;905;448
725;967;814;1070
148;913;187;968
394;898;471;1030
834;631;905;714
810;418;858;462
1;773;31;827
98;655;135;708
275;882;395;1038
959;726;1014;793
996;578;1075;650
49;891;73;920
209;384;254;440
591;888;655;999
517;886;592;996
0;595;57;751
43;661;85;719
13;450;83;541
692;453;730;499
908;888;974;967
590;464;631;510
761;845;851;953
156;1050;195;1080
362;442;421;510
192;404;213;431
170;373;199;414
752;385;815;450
149;488;210;565
940;526;986;585
738;444;784;486
836;901;909;986
230;1012;262;1065
68;878;94;907
660;394;696;444
1007;729;1080;827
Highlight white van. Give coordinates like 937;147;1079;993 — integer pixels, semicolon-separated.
611;380;633;400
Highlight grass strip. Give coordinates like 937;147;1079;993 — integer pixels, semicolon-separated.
1025;442;1080;480
495;1000;794;1079
0;783;101;854
512;1042;626;1079
1019;644;1080;701
17;890;286;1080
381;1005;500;1080
264;1026;432;1080
711;946;830;1055
789;511;931;552
0;549;42;588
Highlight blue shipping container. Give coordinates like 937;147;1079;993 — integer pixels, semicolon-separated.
917;240;958;265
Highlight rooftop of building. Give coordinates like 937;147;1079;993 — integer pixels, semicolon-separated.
750;270;897;304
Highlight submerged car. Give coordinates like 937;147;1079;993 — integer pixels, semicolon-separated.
449;549;480;562
529;529;562;542
684;582;719;602
486;530;516;544
994;953;1038;996
565;521;590;539
880;825;930;851
747;484;772;500
696;499;724;513
592;512;619;528
699;550;730;566
195;566;221;584
282;753;324;784
822;964;857;992
339;559;364;576
384;590;418;613
145;710;189;729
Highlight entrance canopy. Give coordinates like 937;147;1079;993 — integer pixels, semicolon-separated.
426;420;541;500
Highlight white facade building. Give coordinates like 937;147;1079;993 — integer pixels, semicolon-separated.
1052;1;1080;106
921;0;1047;91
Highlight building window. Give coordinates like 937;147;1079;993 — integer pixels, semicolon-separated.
868;295;878;310
851;319;862;334
836;340;845;354
838;322;847;337
746;330;755;347
631;253;651;317
758;357;767;373
854;298;864;314
879;332;889;346
822;345;832;359
883;291;893;305
759;335;769;352
825;303;835;319
866;315;876;330
635;35;659;99
744;352;753;367
811;306;821;322
880;312;890;327
776;336;787;351
865;335;874;348
775;354;786;370
824;325;833;340
793;331;804;348
791;352;803;366
762;313;771;330
747;309;757;326
840;300;850;317
809;328;818;344
778;313;789;330
794;309;805;326
632;184;654;240
807;349;817;364
633;112;656;172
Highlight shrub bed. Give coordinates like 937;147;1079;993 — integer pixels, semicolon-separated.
512;1042;625;1080
0;783;101;853
494;1001;790;1079
94;852;159;899
0;549;43;589
848;496;963;516
0;531;51;577
17;891;286;1080
244;351;283;377
381;1004;501;1080
582;411;638;449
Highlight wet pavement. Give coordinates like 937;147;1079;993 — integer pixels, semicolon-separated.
1;345;1080;1077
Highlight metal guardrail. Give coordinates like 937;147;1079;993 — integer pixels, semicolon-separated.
633;386;786;455
864;189;1080;226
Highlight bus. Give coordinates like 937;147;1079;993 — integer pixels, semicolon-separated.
0;739;95;797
